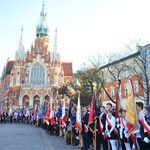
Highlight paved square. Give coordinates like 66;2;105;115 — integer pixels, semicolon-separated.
0;124;77;150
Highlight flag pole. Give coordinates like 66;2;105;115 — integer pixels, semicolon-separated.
59;95;62;137
94;119;97;150
93;82;97;150
70;95;74;145
70;125;73;145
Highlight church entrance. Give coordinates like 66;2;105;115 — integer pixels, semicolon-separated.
23;95;29;108
33;95;40;107
43;95;50;109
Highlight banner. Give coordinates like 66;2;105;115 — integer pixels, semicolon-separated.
61;99;66;127
68;97;76;125
75;96;82;132
126;79;138;136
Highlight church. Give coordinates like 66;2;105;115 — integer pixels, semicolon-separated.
0;1;73;111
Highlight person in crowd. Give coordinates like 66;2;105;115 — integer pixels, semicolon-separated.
134;102;145;149
106;110;118;150
82;106;89;150
14;111;18;123
119;109;131;150
87;106;93;147
98;106;108;150
140;106;150;150
106;103;115;116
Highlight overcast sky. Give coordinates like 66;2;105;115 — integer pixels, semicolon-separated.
0;0;150;74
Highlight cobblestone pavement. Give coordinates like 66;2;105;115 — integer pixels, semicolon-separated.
0;124;78;150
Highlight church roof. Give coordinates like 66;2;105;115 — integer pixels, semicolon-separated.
62;62;73;76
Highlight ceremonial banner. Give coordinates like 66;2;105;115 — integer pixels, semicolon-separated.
49;97;56;125
33;104;38;118
75;96;82;132
61;99;66;127
126;79;138;136
68;97;76;125
45;104;50;125
88;93;96;132
38;103;44;118
56;102;62;122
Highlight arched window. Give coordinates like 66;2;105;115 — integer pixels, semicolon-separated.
30;63;45;85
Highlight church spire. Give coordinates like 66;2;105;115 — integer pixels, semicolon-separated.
19;26;23;46
52;28;60;61
15;27;26;61
54;28;57;53
36;0;49;37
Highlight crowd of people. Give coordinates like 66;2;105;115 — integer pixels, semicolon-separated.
0;101;150;150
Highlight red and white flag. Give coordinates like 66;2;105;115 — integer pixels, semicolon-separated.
49;97;56;125
61;99;67;127
45;103;50;125
75;96;82;132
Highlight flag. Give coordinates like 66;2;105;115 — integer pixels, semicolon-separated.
88;93;96;132
68;97;76;125
45;103;50;125
75;96;82;132
38;103;44;118
33;104;38;118
126;79;138;136
61;99;66;127
44;104;48;116
56;102;62;120
49;97;56;125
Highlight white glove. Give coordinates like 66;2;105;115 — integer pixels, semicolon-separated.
116;118;119;122
124;131;129;138
133;129;139;134
117;124;120;128
120;134;123;139
143;137;150;143
107;132;111;137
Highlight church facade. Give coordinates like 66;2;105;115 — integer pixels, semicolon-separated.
0;2;73;111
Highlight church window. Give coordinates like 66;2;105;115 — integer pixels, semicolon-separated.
30;63;45;85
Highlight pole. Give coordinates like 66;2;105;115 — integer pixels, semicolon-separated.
70;125;73;145
94;119;97;150
92;82;97;150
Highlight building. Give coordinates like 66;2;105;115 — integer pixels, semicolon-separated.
0;1;73;111
100;46;150;108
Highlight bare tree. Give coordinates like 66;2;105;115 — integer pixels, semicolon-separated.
131;45;150;105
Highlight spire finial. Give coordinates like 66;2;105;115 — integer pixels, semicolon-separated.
36;0;48;37
54;27;57;52
52;28;60;60
19;26;23;45
42;0;45;14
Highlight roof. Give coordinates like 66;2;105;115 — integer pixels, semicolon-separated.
62;62;73;76
5;61;14;75
100;52;140;69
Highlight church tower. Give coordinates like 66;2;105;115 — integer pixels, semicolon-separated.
0;0;73;111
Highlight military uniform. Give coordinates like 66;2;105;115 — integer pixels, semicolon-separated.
106;115;118;150
99;112;108;150
82;112;89;150
140;115;150;149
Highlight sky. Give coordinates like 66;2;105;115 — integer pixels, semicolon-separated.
1;0;150;74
